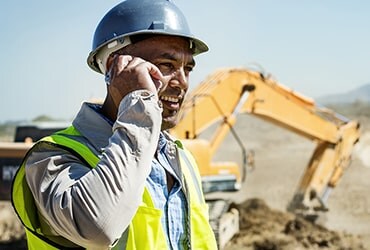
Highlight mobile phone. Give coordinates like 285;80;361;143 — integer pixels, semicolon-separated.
105;68;112;85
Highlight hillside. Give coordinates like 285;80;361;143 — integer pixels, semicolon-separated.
316;83;370;104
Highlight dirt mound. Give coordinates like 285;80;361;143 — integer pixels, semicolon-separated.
0;202;24;243
0;202;26;250
224;198;366;250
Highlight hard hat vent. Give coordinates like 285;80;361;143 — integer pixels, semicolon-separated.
150;21;165;30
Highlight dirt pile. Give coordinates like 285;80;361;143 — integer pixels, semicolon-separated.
224;198;366;250
0;202;24;242
0;202;26;250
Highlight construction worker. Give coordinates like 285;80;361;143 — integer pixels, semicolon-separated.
12;0;217;249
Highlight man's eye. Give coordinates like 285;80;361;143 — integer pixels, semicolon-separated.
159;63;173;69
185;66;194;73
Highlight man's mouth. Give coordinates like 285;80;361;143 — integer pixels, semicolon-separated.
159;95;182;110
160;95;180;103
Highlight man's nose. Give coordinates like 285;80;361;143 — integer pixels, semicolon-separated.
170;67;188;89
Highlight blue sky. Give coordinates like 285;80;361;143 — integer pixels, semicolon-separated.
1;1;369;123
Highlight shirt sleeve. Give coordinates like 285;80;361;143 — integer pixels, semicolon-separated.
25;90;162;249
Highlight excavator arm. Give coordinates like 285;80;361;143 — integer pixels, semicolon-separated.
170;67;360;214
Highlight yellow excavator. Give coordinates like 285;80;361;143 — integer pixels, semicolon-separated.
169;68;360;249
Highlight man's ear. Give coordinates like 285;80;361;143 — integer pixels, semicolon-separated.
106;54;115;73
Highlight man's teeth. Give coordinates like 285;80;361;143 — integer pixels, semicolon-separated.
160;96;179;103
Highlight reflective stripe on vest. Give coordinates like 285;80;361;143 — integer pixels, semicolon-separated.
12;126;217;249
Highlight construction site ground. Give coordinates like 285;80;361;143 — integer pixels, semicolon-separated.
1;114;370;249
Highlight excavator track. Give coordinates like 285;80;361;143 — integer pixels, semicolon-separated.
207;199;239;249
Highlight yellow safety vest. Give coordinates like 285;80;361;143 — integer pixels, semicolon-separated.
12;126;217;250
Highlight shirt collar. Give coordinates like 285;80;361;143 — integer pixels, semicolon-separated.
157;132;167;153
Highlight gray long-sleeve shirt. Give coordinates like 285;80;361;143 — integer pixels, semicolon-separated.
25;90;165;249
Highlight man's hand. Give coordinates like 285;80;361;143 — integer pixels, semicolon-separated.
106;54;164;109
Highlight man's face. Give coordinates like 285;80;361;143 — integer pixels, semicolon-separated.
126;36;195;130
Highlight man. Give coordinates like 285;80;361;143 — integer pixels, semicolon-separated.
12;0;217;249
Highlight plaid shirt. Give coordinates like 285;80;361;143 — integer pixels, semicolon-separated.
146;133;188;250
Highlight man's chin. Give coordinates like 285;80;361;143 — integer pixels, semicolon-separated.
161;117;178;131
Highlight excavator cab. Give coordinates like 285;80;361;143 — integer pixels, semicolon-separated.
181;138;242;193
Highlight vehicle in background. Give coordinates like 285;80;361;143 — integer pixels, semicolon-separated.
0;122;69;200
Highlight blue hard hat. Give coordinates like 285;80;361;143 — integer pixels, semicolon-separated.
87;0;209;74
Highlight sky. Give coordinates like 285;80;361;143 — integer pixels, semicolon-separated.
1;1;369;123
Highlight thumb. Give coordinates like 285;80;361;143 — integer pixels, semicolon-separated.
148;64;164;91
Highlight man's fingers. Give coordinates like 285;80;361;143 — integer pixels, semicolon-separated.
110;55;166;94
148;65;164;91
152;79;163;92
124;58;164;91
115;55;133;72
